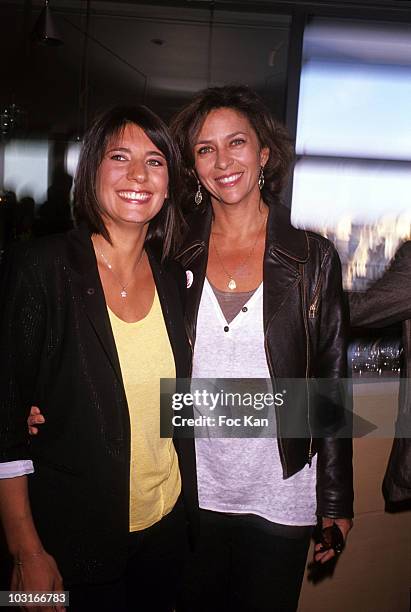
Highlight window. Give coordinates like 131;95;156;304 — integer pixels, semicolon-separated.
291;18;411;289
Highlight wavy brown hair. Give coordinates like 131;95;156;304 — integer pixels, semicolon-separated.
170;85;294;211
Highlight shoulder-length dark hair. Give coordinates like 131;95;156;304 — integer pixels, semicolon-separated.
170;85;294;211
74;105;184;259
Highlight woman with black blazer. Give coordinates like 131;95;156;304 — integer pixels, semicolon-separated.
0;106;197;612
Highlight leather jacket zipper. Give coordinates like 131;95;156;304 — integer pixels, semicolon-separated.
308;276;322;319
301;264;313;467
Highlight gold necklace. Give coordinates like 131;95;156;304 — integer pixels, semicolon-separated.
97;248;145;298
211;213;267;291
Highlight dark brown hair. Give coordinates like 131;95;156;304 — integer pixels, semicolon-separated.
74;105;184;258
170;85;294;211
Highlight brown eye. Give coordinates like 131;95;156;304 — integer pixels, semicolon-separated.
197;146;213;155
147;157;166;167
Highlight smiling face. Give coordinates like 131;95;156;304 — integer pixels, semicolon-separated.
193;107;269;208
96;122;169;229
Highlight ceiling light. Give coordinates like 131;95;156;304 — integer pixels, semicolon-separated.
32;0;63;47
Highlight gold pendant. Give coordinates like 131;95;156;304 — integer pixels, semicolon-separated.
228;278;237;290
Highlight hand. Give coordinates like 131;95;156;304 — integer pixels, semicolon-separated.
27;406;45;435
11;549;65;612
314;517;353;564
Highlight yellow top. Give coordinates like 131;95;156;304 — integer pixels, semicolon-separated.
108;290;181;531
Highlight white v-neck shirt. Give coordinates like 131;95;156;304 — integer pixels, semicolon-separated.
192;279;317;526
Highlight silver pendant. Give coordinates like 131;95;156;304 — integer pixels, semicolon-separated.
120;289;127;298
228;278;237;290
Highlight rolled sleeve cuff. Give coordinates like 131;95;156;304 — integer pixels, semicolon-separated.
0;460;34;479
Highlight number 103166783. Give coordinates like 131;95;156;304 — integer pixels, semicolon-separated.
1;591;69;607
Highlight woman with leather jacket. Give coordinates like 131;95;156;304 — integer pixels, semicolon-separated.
171;85;353;612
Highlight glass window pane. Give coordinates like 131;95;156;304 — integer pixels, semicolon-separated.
296;61;411;160
4;140;49;204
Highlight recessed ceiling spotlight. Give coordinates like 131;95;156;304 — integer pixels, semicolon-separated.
151;39;165;46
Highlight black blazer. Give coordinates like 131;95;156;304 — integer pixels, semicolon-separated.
0;227;198;584
349;241;411;504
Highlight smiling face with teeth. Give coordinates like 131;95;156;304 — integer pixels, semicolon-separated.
194;107;269;209
96;122;169;231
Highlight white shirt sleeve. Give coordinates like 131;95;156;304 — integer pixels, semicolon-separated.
0;460;34;479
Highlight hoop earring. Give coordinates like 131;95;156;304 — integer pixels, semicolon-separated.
194;181;203;205
258;166;265;190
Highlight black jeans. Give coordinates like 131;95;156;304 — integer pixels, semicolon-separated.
177;509;312;612
68;498;189;612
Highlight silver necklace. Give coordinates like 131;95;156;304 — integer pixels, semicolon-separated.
211;213;267;291
97;248;145;298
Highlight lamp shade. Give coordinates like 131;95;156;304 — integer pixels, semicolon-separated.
33;2;63;46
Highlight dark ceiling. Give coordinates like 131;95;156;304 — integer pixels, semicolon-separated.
2;1;293;135
1;0;410;136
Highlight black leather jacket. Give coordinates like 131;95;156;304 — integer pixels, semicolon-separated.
176;203;354;519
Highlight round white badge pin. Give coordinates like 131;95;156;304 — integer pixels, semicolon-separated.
186;270;194;288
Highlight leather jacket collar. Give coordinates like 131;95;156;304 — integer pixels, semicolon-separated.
176;202;309;266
